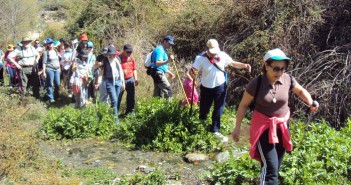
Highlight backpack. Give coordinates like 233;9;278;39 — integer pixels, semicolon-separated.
144;52;153;75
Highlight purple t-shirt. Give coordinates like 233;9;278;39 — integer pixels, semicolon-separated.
246;73;297;117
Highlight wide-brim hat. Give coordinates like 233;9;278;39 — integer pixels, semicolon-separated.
206;39;220;55
106;46;116;55
21;37;32;43
263;48;291;62
7;44;14;50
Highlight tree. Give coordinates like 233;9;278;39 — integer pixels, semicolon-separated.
0;0;39;44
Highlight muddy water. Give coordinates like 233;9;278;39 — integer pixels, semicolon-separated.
42;138;215;184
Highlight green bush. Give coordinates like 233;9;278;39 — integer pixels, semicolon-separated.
116;98;233;153
75;167;116;184
117;170;167;185
209;119;351;184
42;103;116;140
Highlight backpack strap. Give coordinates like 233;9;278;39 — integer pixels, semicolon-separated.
250;75;262;111
204;53;228;84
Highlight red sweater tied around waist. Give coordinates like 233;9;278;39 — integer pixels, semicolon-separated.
249;110;293;162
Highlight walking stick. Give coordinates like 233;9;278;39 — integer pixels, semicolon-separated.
172;59;190;106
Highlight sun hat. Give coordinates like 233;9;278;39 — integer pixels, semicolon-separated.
87;41;94;48
206;39;220;55
45;38;54;44
7;44;14;50
21;37;32;43
80;33;88;41
123;44;133;52
263;48;291;62
163;35;175;45
106;46;116;55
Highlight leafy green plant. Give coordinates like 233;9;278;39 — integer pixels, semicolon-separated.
42;103;116;140
116;98;232;153
117;169;167;185
209;119;351;184
75;168;116;184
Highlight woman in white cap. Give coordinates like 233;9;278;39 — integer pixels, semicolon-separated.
191;39;251;143
232;48;319;185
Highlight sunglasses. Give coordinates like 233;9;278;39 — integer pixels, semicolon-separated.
269;65;286;72
126;51;132;54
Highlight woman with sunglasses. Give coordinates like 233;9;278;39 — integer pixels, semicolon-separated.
232;48;319;185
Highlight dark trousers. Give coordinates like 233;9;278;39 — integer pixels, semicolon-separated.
18;66;40;99
199;83;227;133
257;129;286;185
118;77;135;114
0;67;4;85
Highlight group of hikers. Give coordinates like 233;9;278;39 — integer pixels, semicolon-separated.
0;34;319;185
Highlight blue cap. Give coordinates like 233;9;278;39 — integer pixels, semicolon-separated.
164;35;174;45
45;38;54;44
87;41;94;48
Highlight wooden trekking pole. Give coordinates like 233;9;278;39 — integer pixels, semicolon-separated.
172;58;190;106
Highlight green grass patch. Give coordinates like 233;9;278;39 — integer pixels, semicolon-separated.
75;167;116;184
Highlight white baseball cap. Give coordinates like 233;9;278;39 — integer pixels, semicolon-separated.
206;39;220;55
263;48;291;62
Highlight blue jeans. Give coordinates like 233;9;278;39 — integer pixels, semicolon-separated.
118;77;135;114
46;69;60;101
6;67;17;87
199;83;227;133
105;78;121;123
99;80;109;103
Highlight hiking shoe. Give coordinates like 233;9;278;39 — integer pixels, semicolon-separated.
68;93;73;98
49;99;55;103
213;132;228;143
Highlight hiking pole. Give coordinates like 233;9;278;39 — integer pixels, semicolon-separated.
296;100;319;150
172;58;190;106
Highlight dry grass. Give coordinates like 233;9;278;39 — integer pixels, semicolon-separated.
0;89;80;184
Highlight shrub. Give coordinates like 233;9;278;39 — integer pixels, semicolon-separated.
75;168;116;184
42;103;116;140
209;119;351;184
117;169;167;185
116;98;233;153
